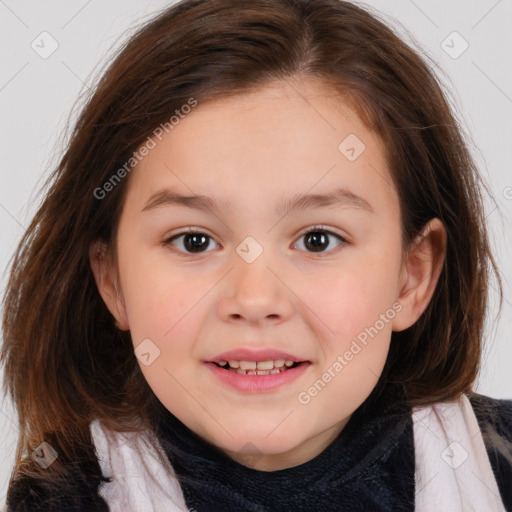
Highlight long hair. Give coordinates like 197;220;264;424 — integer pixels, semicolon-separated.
1;0;503;489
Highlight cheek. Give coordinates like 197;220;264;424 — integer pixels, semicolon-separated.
296;251;400;392
118;245;203;349
307;258;399;338
119;256;207;403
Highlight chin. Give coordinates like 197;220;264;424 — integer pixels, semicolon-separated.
212;425;304;456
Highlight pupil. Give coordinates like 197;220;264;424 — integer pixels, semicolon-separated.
305;231;328;252
184;233;208;253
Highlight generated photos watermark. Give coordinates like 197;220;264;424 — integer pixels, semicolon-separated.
297;301;403;405
93;97;198;200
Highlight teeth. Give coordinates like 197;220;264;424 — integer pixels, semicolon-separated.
239;361;257;370
218;359;299;374
237;368;282;376
256;360;274;370
233;359;295;369
236;368;258;375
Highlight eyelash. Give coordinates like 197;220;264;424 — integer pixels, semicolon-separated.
162;225;347;256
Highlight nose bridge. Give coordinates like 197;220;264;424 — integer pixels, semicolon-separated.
218;240;292;324
234;244;278;302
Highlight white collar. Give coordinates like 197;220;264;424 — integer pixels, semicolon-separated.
413;393;506;511
90;393;506;512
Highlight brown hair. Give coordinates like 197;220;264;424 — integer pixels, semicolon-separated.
1;0;503;491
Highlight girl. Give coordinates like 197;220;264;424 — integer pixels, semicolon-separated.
1;0;511;510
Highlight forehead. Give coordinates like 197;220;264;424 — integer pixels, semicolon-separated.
125;78;398;218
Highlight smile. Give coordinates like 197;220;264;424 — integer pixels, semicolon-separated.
205;360;311;392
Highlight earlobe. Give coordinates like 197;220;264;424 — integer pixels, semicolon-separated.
392;218;447;332
89;240;130;331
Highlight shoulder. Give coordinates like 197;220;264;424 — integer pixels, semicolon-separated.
6;471;110;512
6;432;110;512
467;391;512;511
468;391;512;441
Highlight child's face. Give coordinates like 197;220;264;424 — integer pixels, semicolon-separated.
93;78;437;471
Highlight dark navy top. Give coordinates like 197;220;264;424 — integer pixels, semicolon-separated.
6;382;512;511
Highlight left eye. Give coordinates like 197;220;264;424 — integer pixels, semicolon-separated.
293;227;346;254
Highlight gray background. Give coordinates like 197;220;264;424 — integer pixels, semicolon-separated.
1;0;511;507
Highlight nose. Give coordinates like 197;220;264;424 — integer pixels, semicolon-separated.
217;254;294;326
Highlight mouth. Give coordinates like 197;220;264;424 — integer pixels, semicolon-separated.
204;349;311;392
204;356;311;393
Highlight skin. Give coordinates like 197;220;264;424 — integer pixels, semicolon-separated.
90;77;446;472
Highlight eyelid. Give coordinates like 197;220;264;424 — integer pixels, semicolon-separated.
164;226;215;240
295;224;349;243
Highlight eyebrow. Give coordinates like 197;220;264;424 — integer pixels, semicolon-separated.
141;187;374;216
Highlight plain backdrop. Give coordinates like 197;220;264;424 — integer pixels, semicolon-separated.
1;0;511;507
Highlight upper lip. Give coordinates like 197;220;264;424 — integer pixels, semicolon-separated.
206;348;308;364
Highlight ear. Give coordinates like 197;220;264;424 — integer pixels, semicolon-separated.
89;240;130;331
392;218;447;332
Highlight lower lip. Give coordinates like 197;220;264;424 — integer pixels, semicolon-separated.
204;362;311;392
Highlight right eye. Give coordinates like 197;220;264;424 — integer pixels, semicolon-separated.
163;229;220;255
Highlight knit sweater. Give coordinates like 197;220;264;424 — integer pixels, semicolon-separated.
6;383;512;511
